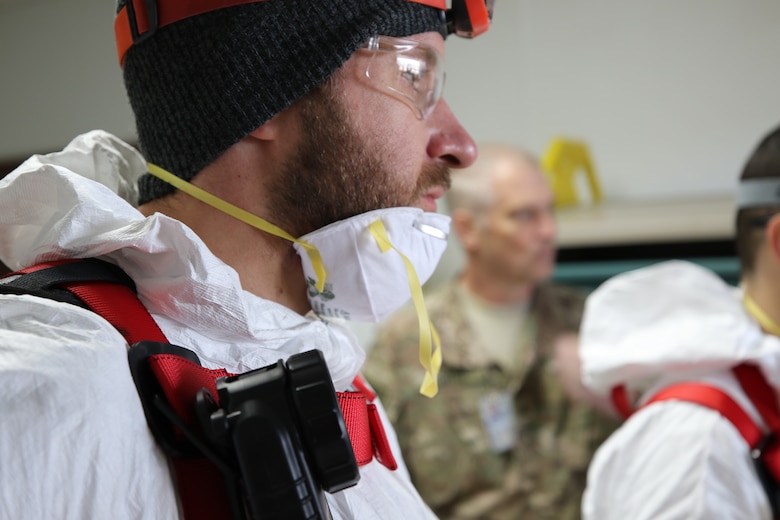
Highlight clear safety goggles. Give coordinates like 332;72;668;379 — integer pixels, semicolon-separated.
360;35;445;120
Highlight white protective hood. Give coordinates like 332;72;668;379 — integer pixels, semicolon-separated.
0;129;365;388
580;260;780;399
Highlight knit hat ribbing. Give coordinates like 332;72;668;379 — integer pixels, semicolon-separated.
118;0;444;204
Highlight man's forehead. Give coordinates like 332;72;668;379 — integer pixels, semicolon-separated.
491;168;553;207
492;159;547;190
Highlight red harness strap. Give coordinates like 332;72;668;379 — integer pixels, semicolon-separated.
733;364;780;488
612;365;780;451
147;354;397;472
8;260;397;519
643;382;764;447
611;364;780;515
147;354;397;520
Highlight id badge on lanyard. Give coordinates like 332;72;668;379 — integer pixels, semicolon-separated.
478;391;517;453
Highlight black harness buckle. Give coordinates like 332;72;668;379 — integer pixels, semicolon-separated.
751;434;780;518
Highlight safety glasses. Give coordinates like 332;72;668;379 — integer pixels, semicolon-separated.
360;35;445;120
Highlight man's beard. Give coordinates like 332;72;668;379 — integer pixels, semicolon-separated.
269;81;451;238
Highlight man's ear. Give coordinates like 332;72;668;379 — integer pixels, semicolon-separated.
248;112;284;141
766;214;780;262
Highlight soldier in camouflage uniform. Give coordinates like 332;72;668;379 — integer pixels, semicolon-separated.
363;144;618;520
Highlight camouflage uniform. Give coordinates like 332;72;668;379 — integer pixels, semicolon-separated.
363;280;618;520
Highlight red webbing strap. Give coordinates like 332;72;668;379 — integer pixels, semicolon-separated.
148;354;398;471
350;375;397;470
610;384;634;419
339;393;374;466
733;364;780;483
734;364;780;432
148;355;232;520
625;364;780;478
643;382;763;449
149;354;228;423
11;259;168;345
614;367;780;517
64;281;167;344
332;391;397;470
352;374;376;402
367;403;398;470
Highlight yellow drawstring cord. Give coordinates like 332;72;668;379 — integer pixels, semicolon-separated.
146;163;327;292
369;220;441;397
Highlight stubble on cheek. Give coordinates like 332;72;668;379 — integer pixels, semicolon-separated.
271;82;446;236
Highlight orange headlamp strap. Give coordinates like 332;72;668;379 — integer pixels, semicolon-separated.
115;0;454;67
115;0;268;66
115;0;491;67
408;0;447;7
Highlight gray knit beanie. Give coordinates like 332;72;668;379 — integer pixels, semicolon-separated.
117;0;445;205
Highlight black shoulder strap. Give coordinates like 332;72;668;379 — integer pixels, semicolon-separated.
0;259;136;309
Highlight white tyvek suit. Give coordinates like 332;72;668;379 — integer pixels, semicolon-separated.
0;130;436;520
580;259;780;519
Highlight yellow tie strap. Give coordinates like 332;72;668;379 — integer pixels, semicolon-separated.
369;220;442;397
146;163;327;292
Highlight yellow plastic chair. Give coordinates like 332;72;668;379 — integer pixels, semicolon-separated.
541;138;603;208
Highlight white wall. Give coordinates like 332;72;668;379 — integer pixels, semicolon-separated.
444;0;780;201
2;0;779;201
0;0;135;159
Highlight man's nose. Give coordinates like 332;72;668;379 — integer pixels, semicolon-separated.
425;98;477;169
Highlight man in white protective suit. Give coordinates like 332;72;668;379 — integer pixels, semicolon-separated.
0;1;496;518
580;123;780;520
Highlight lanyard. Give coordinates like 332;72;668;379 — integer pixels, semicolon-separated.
744;293;780;337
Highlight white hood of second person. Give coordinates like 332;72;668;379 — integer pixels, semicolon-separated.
580;260;780;400
0;130;365;389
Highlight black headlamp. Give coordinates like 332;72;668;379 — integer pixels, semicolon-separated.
414;0;496;38
451;0;495;37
